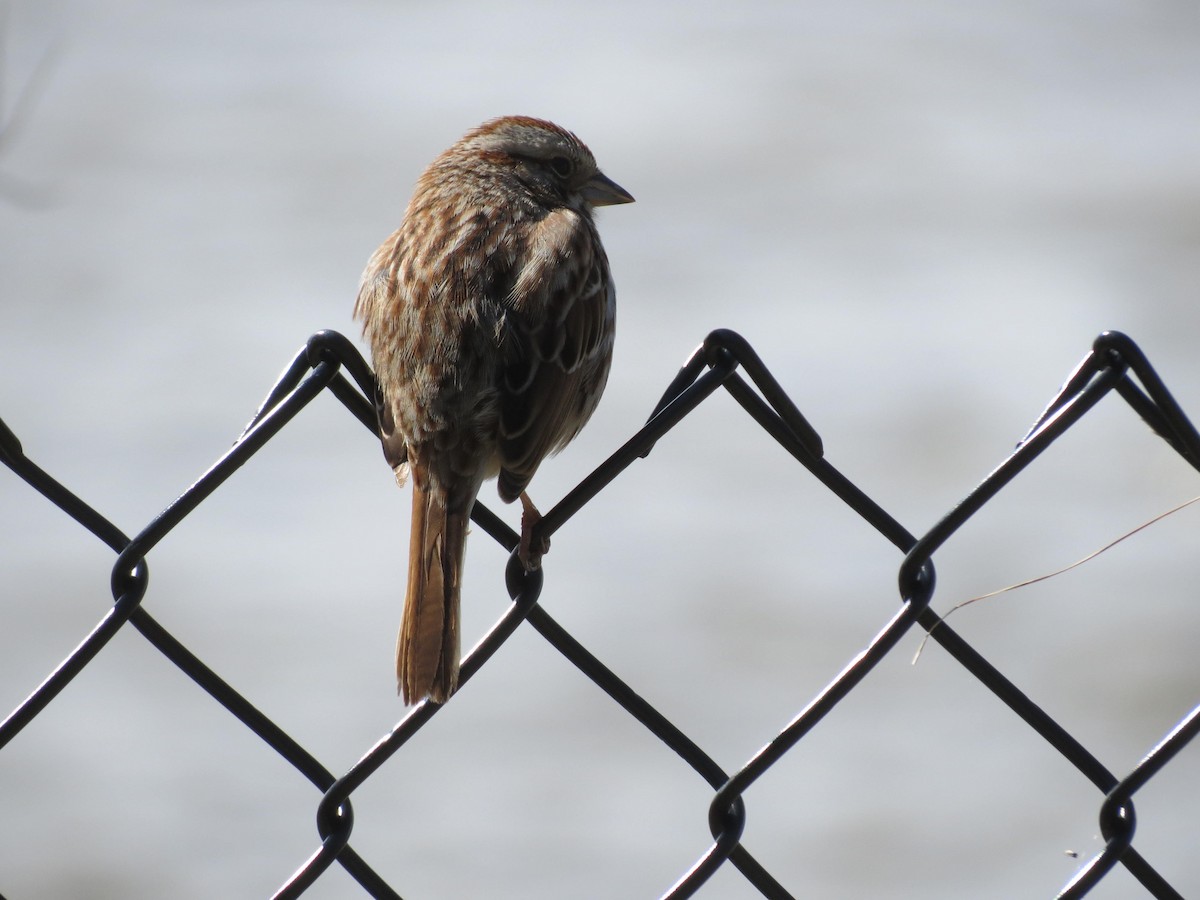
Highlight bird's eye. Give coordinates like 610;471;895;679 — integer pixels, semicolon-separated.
548;155;574;179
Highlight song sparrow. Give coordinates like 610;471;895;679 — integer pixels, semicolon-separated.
354;116;633;704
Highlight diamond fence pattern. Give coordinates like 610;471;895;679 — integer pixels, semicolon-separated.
2;328;1197;899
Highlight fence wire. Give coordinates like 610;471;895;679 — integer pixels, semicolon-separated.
2;328;1198;899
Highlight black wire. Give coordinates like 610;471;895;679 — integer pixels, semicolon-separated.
2;329;1197;900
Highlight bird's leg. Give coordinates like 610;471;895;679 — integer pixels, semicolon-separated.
518;491;550;571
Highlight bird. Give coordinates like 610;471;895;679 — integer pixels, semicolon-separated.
353;116;633;705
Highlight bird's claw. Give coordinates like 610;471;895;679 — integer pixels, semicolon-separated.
518;492;550;571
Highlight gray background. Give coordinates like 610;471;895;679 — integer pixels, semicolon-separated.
1;1;1198;897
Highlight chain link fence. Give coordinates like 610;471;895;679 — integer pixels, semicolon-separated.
2;328;1197;899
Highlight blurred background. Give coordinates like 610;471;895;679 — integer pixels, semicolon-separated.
2;1;1198;897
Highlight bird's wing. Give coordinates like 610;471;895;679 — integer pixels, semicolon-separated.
495;208;612;502
354;231;413;473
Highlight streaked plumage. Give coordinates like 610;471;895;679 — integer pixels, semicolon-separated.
354;116;633;703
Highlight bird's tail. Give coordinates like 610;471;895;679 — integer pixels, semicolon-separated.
397;483;466;704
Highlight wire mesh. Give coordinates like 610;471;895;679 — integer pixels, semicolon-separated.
2;328;1197;899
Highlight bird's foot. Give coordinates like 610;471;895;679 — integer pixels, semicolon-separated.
518;492;550;571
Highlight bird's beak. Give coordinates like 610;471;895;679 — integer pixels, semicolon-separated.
583;171;635;207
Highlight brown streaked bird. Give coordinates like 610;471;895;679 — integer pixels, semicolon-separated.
354;116;633;705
